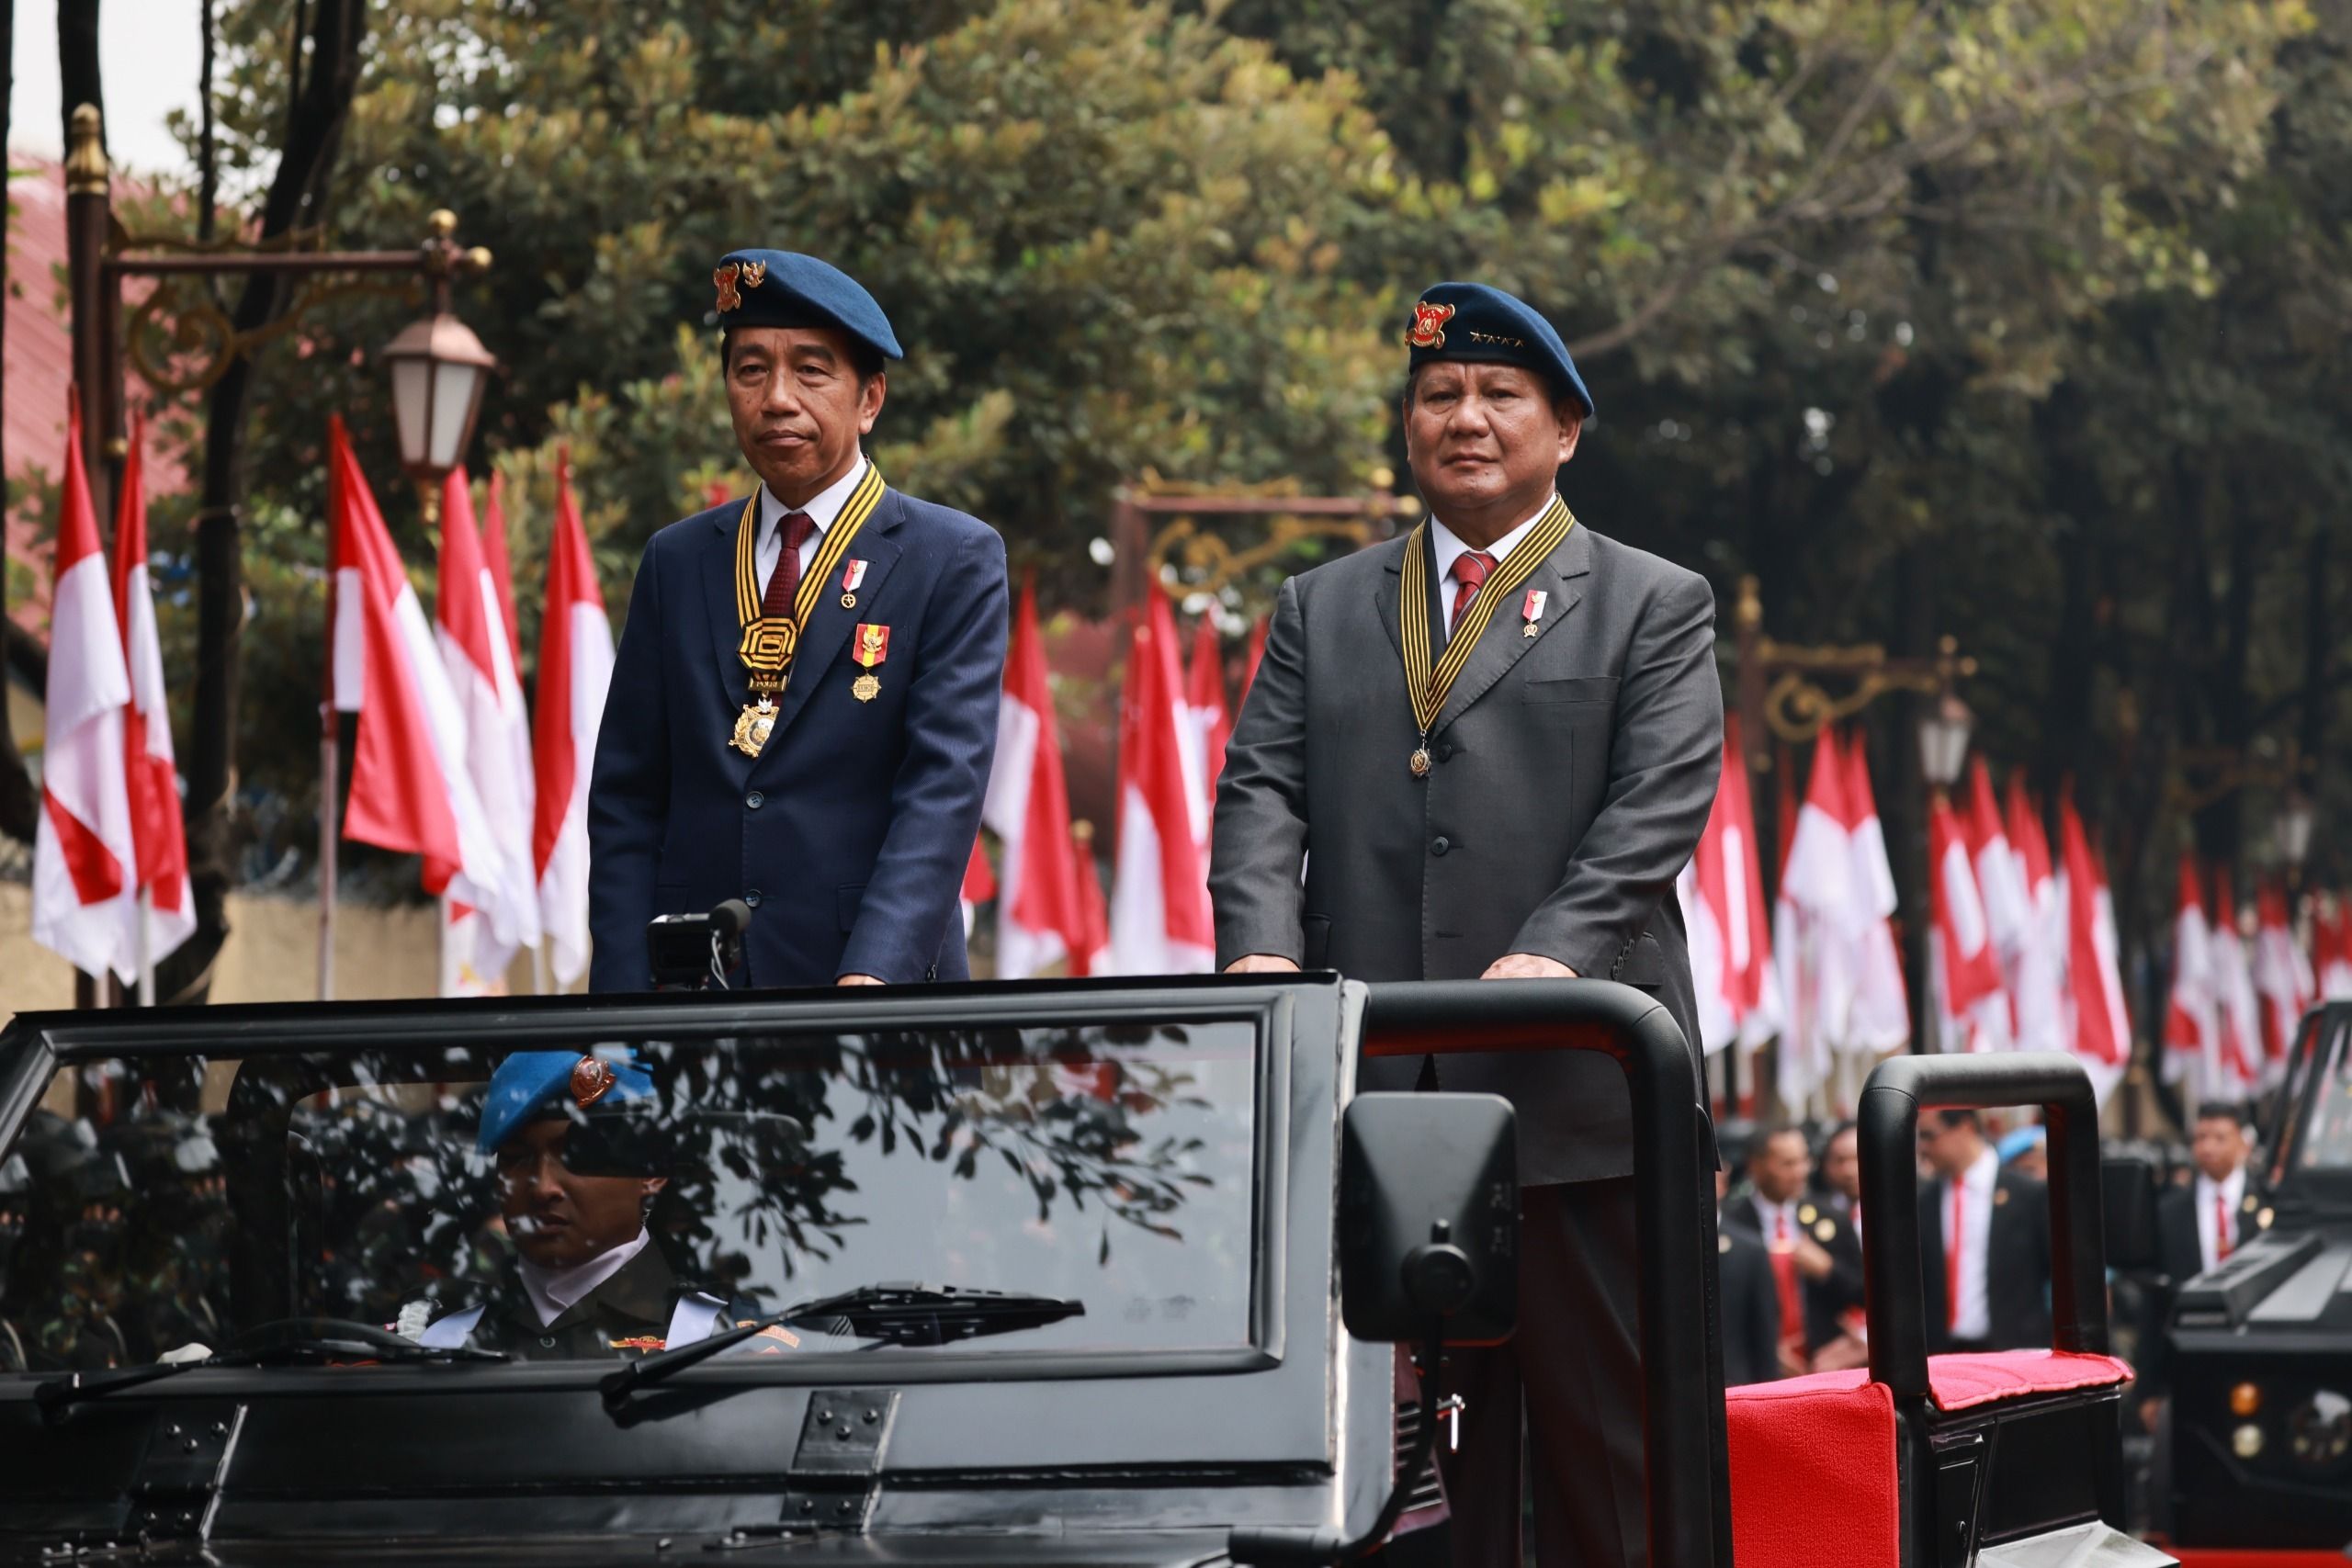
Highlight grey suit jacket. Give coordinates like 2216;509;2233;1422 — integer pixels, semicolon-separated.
1209;516;1722;1185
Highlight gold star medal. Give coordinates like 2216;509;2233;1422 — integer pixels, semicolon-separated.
851;622;891;703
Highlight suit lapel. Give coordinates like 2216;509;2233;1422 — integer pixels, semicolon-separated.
1431;521;1590;737
757;487;908;760
1371;536;1408;664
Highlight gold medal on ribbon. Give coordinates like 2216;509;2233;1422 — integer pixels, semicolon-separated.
1396;497;1575;773
726;465;886;757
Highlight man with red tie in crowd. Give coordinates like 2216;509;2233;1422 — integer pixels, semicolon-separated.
2158;1101;2264;1282
1721;1124;1862;1374
1917;1109;2052;1352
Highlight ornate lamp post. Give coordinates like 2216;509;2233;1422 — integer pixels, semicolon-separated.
1917;690;1974;798
2278;789;2316;899
381;212;499;503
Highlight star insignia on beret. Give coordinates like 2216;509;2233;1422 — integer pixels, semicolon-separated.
570;1055;617;1108
714;261;743;313
1407;299;1455;349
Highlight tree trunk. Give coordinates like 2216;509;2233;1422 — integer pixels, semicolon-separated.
0;0;32;845
170;0;368;1003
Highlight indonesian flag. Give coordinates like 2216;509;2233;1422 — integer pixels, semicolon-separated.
2057;794;2131;1101
31;395;137;980
2253;881;2314;1080
2317;895;2352;1001
111;411;195;969
1677;716;1778;1055
2209;878;2263;1096
329;417;512;919
1959;760;2026;1050
1774;732;1857;1106
435;467;540;992
1841;733;1911;1054
1184;613;1231;850
960;837;997;940
531;449;615;987
2162;856;2218;1091
2002;778;2069;1056
1107;581;1212;974
1928;789;2003;1051
981;579;1098;978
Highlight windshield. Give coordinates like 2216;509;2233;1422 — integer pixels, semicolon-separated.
0;1019;1258;1373
2291;1010;2352;1176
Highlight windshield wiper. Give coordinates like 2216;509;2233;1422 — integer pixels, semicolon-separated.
36;1316;507;1418
601;1283;1084;1409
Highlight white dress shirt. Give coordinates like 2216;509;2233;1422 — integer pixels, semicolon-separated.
514;1227;650;1328
2195;1166;2246;1275
1941;1148;1999;1343
754;453;870;593
1428;493;1557;637
1751;1193;1804;1248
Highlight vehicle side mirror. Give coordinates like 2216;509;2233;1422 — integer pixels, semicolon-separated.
1339;1093;1517;1346
2102;1152;2162;1274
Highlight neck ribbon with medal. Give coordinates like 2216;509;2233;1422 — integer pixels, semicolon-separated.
1396;495;1575;775
729;464;887;758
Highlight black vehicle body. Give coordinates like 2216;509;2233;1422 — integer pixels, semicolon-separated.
2164;1002;2352;1550
0;976;1724;1568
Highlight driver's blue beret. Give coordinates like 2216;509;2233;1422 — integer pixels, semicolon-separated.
477;1050;655;1154
711;248;902;361
1404;281;1593;418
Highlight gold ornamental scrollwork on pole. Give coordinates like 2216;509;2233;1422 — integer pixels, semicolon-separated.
1731;573;1976;770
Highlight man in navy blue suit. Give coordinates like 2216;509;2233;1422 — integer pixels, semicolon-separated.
587;250;1008;990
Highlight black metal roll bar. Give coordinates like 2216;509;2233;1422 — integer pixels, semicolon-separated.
1361;979;1723;1568
1857;1051;2113;1568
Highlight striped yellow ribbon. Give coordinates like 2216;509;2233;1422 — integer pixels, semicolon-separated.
731;463;886;686
1398;495;1575;738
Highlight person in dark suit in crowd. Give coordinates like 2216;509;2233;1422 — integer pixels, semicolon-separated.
2155;1101;2264;1285
1212;281;1723;1568
588;250;1008;991
1819;1119;1862;1228
1715;1166;1781;1388
1917;1109;2051;1352
1721;1123;1863;1373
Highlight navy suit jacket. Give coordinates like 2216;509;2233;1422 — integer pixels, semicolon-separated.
586;484;1007;990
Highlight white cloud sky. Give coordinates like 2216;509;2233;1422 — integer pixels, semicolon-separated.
13;0;204;177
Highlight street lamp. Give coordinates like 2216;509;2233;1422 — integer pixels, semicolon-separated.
1917;691;1973;794
2278;790;2316;881
381;210;497;493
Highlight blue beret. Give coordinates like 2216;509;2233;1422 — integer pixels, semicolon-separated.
1405;282;1593;418
1996;1125;2046;1165
713;249;902;361
477;1049;655;1155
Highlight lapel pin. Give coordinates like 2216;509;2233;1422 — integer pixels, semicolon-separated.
851;622;890;703
1521;588;1548;638
840;558;868;610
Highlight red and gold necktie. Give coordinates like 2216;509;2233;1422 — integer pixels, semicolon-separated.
1448;549;1497;631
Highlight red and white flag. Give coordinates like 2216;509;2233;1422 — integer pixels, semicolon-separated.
330;417;513;920
1773;732;1857;1106
960;837;997;940
531;450;615;987
981;579;1100;978
2209;878;2263;1097
1106;582;1213;974
110;411;195;975
1928;789;2003;1051
2057;794;2131;1101
1841;734;1910;1054
2002;778;2068;1055
1184;613;1231;849
2253;881;2314;1081
435;467;540;992
31;396;137;980
2316;895;2352;1001
1676;716;1778;1055
2162;855;2219;1094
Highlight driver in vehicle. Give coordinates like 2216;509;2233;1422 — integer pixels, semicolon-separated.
406;1050;757;1360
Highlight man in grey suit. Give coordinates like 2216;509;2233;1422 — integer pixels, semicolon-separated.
1211;281;1723;1568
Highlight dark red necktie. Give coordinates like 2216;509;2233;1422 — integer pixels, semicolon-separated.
2215;1190;2233;1263
762;511;816;615
1448;549;1497;630
1770;1210;1804;1354
1947;1179;1964;1334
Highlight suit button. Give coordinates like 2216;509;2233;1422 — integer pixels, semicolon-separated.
745;890;763;908
1436;742;1454;762
745;791;763;810
1430;837;1450;856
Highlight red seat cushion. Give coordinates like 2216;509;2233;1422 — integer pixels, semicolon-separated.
1724;1352;2132;1568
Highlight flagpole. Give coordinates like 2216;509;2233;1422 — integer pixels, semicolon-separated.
319;534;340;1000
135;890;154;1006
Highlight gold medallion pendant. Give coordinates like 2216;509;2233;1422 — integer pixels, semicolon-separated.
1408;747;1432;778
853;673;881;704
731;697;778;758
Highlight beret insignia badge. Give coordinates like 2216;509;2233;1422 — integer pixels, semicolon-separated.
741;257;767;291
714;262;743;313
1407;300;1455;348
571;1055;617;1108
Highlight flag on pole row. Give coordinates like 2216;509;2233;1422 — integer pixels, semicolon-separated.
2002;775;2068;1057
531;450;615;987
983;577;1104;978
1928;787;2002;1052
1677;716;1778;1056
1184;612;1231;854
2056;791;2131;1102
112;411;196;984
1107;581;1212;974
31;394;138;981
